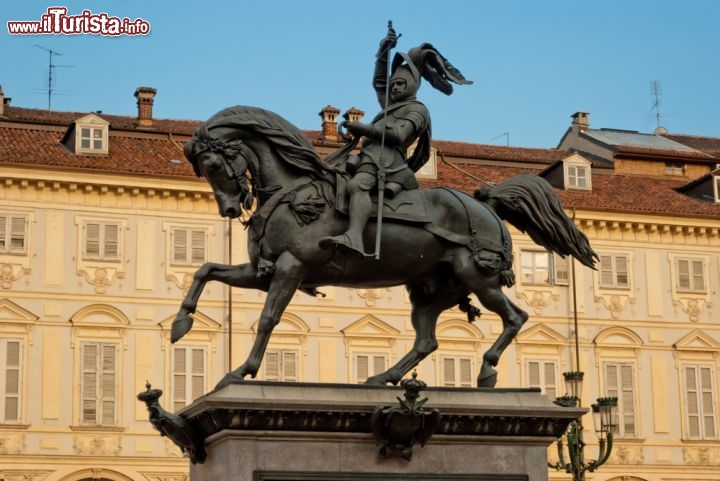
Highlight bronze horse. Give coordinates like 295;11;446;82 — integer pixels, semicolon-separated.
172;106;596;389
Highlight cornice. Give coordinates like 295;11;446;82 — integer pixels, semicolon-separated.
1;172;214;204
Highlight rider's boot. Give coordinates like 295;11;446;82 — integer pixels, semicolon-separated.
319;189;370;257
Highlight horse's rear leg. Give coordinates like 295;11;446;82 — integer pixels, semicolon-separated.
366;285;462;386
472;281;528;387
171;262;269;342
215;252;306;389
453;255;529;387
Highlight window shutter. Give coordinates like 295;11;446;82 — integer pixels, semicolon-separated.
459;358;472;387
443;358;456;387
699;366;716;438
81;343;98;424
100;344;116;425
173;229;188;263
692;260;705;291
553;255;569;285
10;217;25;251
283;350;298;381
173;347;187;411
356;355;369;383
191;230;205;264
600;255;614;286
685;366;701;438
85;223;100;257
527;361;540;389
615;256;629;287
620;364;636;436
4;340;21;422
265;351;280;381
103;224;119;258
544;362;557;399
191;348;205;399
373;355;386;376
0;216;6;249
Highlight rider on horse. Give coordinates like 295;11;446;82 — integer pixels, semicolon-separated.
319;25;472;257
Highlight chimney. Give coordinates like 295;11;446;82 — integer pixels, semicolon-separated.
343;106;365;124
0;85;7;117
134;87;157;127
571;111;590;133
319;105;341;142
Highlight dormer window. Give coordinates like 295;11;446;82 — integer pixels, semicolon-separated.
562;154;592;191
62;113;109;155
567;165;589;189
665;162;684;176
80;126;105;151
714;175;720;203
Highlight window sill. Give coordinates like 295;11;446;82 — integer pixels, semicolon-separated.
69;425;126;433
0;423;31;430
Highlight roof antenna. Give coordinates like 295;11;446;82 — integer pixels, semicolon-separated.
34;45;74;111
650;80;664;132
490;132;510;146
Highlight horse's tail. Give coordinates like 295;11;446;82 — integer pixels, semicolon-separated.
473;175;598;269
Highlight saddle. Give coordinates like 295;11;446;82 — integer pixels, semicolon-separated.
334;173;432;224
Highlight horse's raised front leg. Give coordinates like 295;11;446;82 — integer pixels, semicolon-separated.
171;262;269;343
215;251;306;389
365;285;460;386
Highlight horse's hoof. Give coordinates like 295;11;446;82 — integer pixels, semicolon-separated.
171;315;193;343
364;374;389;386
477;363;497;388
214;372;245;390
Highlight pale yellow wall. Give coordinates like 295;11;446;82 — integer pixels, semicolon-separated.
1;166;719;481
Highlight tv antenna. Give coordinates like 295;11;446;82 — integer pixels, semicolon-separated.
650;81;663;129
490;132;510;146
34;45;74;110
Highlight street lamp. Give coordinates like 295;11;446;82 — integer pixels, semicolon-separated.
549;371;618;481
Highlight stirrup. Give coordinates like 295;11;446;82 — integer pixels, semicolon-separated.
319;234;368;258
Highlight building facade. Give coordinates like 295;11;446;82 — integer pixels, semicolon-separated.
0;88;719;481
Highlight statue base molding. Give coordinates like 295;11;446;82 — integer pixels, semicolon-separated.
175;381;583;481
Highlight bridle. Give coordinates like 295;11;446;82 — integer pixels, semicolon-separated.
190;131;254;212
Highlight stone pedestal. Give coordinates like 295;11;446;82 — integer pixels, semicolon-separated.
177;381;582;481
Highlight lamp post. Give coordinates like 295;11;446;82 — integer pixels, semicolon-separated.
549;371;618;481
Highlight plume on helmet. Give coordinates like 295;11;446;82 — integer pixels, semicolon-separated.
392;43;473;95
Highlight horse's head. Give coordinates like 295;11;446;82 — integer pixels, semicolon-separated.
184;127;254;218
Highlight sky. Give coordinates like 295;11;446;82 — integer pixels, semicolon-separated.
2;1;719;148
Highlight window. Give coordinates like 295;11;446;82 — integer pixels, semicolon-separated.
604;362;637;437
526;359;557;399
683;364;717;439
520;250;569;286
172;227;206;265
567;165;589;189
599;254;629;289
665;162;684;175
172;346;206;411
0;215;27;254
80;127;105;151
0;339;22;423
354;353;387;384
676;258;705;293
84;221;120;260
264;349;299;382
80;342;118;425
441;356;473;387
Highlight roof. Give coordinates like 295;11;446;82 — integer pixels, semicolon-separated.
420;159;720;218
2;105;720;219
662;133;720;158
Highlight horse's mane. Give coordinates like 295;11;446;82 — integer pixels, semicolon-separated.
185;106;332;179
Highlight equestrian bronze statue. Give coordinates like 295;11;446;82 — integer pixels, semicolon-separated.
171;26;597;389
